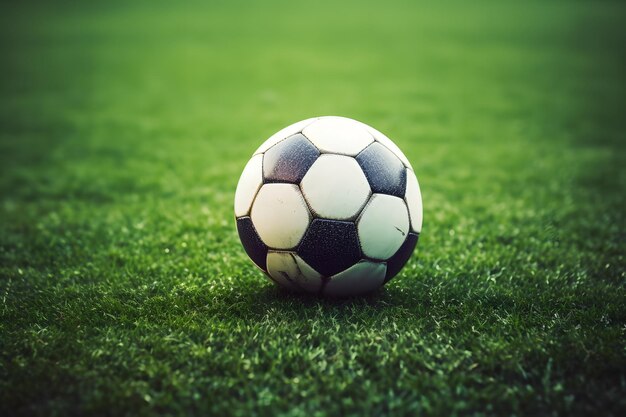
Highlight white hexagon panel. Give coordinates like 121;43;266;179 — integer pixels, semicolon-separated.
250;183;311;249
300;154;371;220
324;261;387;297
302;116;374;156
357;193;410;260
266;251;323;294
405;168;423;233
234;154;263;217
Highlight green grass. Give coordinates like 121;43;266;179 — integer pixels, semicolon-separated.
1;1;625;415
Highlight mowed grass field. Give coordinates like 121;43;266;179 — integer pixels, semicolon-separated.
1;1;625;415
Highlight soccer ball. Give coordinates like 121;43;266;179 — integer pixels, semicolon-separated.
234;116;422;296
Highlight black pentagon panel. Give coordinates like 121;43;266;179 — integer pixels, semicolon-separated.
297;219;361;277
236;217;268;272
385;232;419;283
356;142;407;198
263;133;320;183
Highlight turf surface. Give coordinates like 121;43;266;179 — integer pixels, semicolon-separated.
1;1;625;416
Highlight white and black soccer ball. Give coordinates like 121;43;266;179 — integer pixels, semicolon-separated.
234;116;422;297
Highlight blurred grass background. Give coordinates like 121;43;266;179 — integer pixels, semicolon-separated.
1;1;625;416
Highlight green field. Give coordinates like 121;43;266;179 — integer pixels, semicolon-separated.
1;1;625;415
